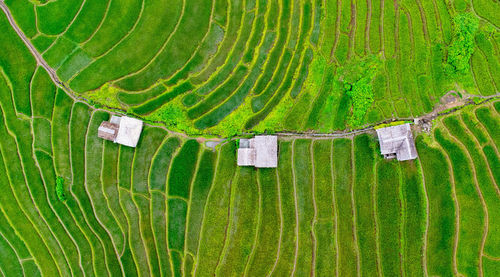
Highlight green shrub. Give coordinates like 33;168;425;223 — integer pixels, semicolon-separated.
56;176;67;201
446;13;479;75
338;55;381;126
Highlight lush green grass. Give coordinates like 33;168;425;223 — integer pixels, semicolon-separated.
1;2;500;276
246;168;280;276
216;166;259;276
332;139;358;276
272;141;297;276
312;140;336;276
293;139;314;276
416;135;456;277
376;160;402;277
400;161;426;277
167;139;200;198
435;127;483;277
444;116;500;257
353;135;379;277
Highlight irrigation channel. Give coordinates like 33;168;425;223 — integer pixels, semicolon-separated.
1;1;498;141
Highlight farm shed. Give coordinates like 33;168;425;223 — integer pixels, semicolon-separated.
376;123;418;161
237;135;278;168
98;115;143;147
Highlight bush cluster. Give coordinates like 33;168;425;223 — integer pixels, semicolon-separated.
56;177;67;201
339;56;381;127
446;13;479;75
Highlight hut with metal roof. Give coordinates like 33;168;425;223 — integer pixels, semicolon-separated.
98;115;143;148
237;135;278;168
376;123;417;161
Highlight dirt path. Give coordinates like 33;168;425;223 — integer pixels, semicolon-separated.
0;1;69;95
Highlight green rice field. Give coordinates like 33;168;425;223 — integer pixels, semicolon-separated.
0;0;499;276
2;0;499;136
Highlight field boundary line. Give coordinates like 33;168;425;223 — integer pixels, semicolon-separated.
379;0;386;57
476;46;499;93
29;65;86;276
461;112;500;197
443;122;488;277
182;143;205;274
151;0;219;88
396;162;406;276
130;189;157;276
328;0;341;62
117;186;143;275
186;0;273;119
192;144;222;275
77;108;121;276
161;0;218;85
350;138;361;277
145;134;170;276
111;0;190;83
243;167;263;276
164;138;183;277
249;0;315;124
290;139;299;276
64;101;102;275
434;127;460;277
79;0;146;60
249;0;294;101
268;168;284;276
347;0;356;60
330;139;340;277
100;141;128;256
365;0;372;54
189;0;239;81
31;122;87;276
65;0;147;83
483;254;500;261
213;161;238;275
84;110;126;276
0;128;63;277
310;140;318;276
80;0;113;45
0;75;75;276
373;161;383;277
101;142;128;257
129;152;157;277
416;155;430;277
0;229;28;276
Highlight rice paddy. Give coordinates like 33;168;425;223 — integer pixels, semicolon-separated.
0;0;499;276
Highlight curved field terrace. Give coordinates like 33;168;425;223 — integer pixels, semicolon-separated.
0;0;499;276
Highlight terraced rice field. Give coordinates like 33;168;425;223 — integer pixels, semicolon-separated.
2;0;499;136
1;0;500;276
1;16;500;274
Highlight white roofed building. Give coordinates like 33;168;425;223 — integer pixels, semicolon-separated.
98;115;143;148
237;135;278;168
376;123;418;161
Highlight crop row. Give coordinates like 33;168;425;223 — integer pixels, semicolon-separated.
1;54;499;276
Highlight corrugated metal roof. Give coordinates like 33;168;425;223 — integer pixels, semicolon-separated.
115;116;143;148
376;123;417;161
237;136;278;168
